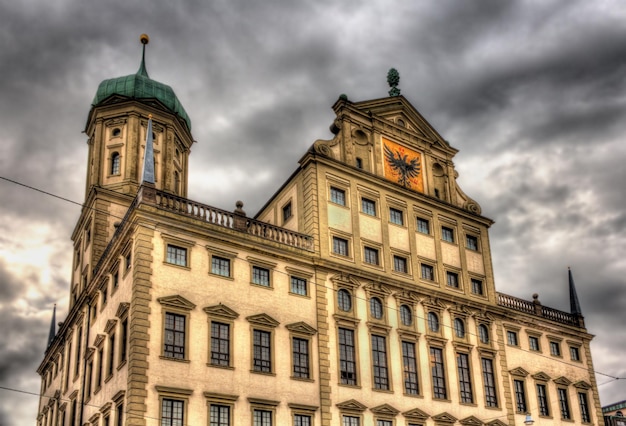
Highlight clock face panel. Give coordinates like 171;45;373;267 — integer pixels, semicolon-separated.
382;137;424;193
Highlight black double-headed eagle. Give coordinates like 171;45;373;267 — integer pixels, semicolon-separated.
384;145;421;188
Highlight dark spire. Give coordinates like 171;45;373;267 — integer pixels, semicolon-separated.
141;115;155;184
137;34;150;78
568;267;583;316
47;304;56;348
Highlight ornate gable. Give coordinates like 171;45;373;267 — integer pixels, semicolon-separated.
203;304;239;320
157;295;196;311
246;313;279;328
370;404;399;417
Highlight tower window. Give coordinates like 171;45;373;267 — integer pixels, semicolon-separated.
356;157;363;169
111;152;121;175
111;128;121;137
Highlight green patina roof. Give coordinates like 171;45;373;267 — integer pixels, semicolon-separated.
92;44;191;131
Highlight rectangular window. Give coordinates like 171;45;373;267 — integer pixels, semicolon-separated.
466;235;478;250
421;264;434;281
112;271;119;289
417;218;429;234
430;347;447;399
290;277;307;296
161;399;184;426
102;285;108;305
211;256;230;277
252;266;270;286
107;333;115;377
578;392;590;423
120;318;128;364
570;346;580;361
361;198;376;216
253;409;272;426
330;187;346;206
402;341;419;395
514;380;527;413
363;247;379;265
537;384;549;416
210;322;230;366
75;327;82;377
393;255;408;273
125;252;131;270
371;335;389;390
253;330;272;373
164;313;186;359
338;328;357;385
457;352;473;403
292;337;310;379
558;388;571;419
294;414;311;426
471;279;483;295
85;360;93;396
529;336;540;351
333;237;349;256
210;404;230;426
389;208;403;225
377;421;392;426
482;358;498;407
550;341;561;356
282;202;292;222
343;416;360;426
166;245;187;267
446;271;459;288
507;331;519;346
441;226;454;243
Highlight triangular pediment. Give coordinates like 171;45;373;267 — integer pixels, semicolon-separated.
460;415;484;426
532;371;552;382
285;321;317;335
349;96;454;153
370;403;399;416
157;295;196;311
402;407;430;420
554;376;572;386
336;399;367;412
574;380;592;390
93;334;106;347
432;412;457;424
246;313;279;328
116;302;130;318
203;304;239;320
486;420;508;426
105;319;118;334
509;367;529;377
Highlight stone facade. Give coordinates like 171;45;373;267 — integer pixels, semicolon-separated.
37;60;604;426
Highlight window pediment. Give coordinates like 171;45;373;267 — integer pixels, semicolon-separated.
460;415;485;426
157;295;196;311
403;407;430;420
509;367;529;377
285;321;317;335
203;304;239;320
574;380;592;390
554;376;572;386
432;412;458;424
486;420;508;426
246;313;279;328
116;302;130;318
93;334;106;347
336;399;367;412
532;371;552;382
105;319;118;334
370;403;399;416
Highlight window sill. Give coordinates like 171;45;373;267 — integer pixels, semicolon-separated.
250;370;276;377
250;283;273;290
372;388;393;394
338;383;361;389
288;292;310;299
160;356;190;363
209;272;233;281
163;262;191;271
290;376;314;383
117;359;127;371
207;363;234;370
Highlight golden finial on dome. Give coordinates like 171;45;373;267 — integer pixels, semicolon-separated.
140;34;150;45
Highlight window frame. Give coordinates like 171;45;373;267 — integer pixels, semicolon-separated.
457;351;474;404
392;254;408;274
252;329;273;374
205;392;238;426
163;235;193;269
338;327;358;386
465;234;479;251
205;304;239;369
478;323;490;345
210;321;232;368
537;383;550;417
470;278;484;296
549;340;562;357
361;197;377;216
401;340;419;396
481;357;498;407
389;207;404;226
416;217;430;235
156;387;192;426
158;296;195;362
369;297;384;320
330;186;347;206
251;265;272;288
110;152;121;176
513;379;527;413
569;344;581;362
558;387;571;420
371;334;390;391
332;236;350;257
337;289;353;313
446;271;460;289
528;334;541;352
429;345;447;400
163;312;187;361
441;226;455;243
282;201;293;223
507;330;519;347
363;246;380;266
420;263;435;281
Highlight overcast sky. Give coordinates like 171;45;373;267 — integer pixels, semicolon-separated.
1;0;625;423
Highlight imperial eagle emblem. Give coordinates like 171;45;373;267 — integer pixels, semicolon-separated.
384;144;421;188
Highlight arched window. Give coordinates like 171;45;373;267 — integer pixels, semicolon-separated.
111;152;120;175
454;318;465;338
428;312;439;333
111;128;121;137
478;324;490;344
399;305;412;326
337;289;352;312
370;297;383;319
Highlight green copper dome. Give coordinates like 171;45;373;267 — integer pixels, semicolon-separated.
92;38;192;131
